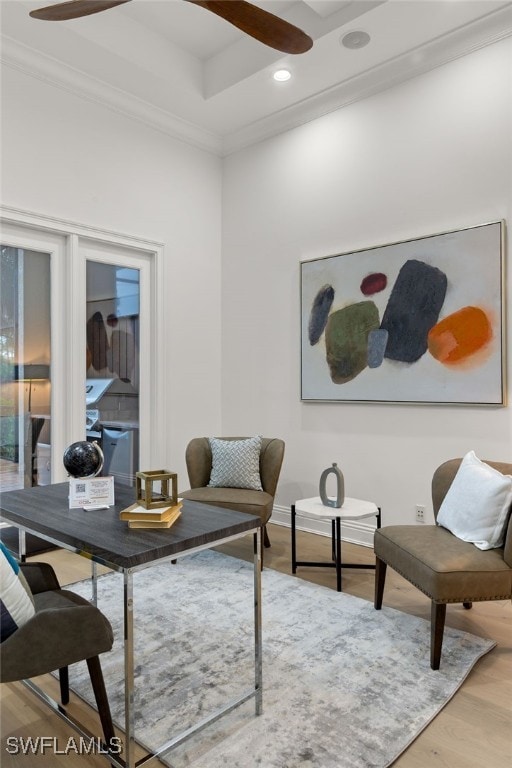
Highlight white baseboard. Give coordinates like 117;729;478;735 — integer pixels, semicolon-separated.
270;504;376;548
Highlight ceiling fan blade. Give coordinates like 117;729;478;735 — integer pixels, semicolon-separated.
29;0;131;21
185;0;313;55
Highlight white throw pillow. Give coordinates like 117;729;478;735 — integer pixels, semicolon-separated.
208;436;263;491
0;542;35;642
437;451;512;550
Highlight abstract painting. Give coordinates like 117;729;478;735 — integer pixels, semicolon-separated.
301;221;505;404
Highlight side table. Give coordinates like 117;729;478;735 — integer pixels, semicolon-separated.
291;496;381;592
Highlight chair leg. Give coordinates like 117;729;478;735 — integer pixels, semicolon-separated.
374;557;387;610
431;602;447;670
59;666;69;705
86;656;116;750
263;525;271;548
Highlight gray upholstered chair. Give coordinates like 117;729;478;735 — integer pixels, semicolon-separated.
374;458;512;669
1;561;115;748
180;437;285;554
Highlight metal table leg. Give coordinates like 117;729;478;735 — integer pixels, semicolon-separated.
254;528;262;716
291;504;297;574
124;569;135;768
91;560;98;606
292;504;381;592
18;529;26;562
335;517;342;592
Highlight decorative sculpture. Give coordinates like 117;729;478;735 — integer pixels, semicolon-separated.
319;462;344;508
136;470;178;510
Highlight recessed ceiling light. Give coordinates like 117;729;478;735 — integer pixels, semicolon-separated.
273;69;291;82
341;30;371;50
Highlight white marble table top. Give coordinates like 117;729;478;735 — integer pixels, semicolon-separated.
294;496;378;521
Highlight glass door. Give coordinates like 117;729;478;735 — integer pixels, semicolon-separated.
80;235;158;485
0;246;51;490
86;261;140;486
1;212;164;495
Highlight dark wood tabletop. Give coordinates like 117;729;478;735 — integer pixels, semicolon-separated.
0;482;259;570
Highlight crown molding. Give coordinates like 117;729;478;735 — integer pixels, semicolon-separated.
221;4;512;155
0;35;222;156
2;3;511;159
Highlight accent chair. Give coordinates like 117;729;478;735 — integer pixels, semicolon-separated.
374;458;512;669
1;560;116;749
180;436;285;559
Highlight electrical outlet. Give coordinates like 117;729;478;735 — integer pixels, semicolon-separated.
415;505;425;523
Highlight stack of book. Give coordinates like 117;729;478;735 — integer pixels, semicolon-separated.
120;501;182;529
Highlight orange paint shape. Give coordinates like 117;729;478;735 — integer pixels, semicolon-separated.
428;306;492;365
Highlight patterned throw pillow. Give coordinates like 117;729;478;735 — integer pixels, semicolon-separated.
0;542;35;643
208;437;263;491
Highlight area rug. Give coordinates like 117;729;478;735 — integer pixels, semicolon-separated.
67;550;495;767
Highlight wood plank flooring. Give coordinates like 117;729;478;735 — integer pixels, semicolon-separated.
1;523;511;767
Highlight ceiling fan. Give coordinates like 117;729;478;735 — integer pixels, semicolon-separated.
29;0;313;55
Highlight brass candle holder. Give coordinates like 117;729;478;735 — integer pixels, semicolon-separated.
136;470;178;510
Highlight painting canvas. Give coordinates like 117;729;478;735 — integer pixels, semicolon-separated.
300;221;505;405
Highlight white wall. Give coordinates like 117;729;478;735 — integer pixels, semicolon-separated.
1;67;223;482
2;40;511;535
221;38;512;533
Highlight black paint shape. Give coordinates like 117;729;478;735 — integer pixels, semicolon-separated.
308;284;335;345
380;259;447;363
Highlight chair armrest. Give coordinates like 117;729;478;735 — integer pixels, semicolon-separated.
185;437;212;488
20;562;61;594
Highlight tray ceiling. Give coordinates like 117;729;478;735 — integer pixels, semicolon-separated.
2;1;511;154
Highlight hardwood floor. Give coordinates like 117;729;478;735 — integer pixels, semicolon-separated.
1;523;511;767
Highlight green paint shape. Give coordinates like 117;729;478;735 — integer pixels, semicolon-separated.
325;301;380;384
